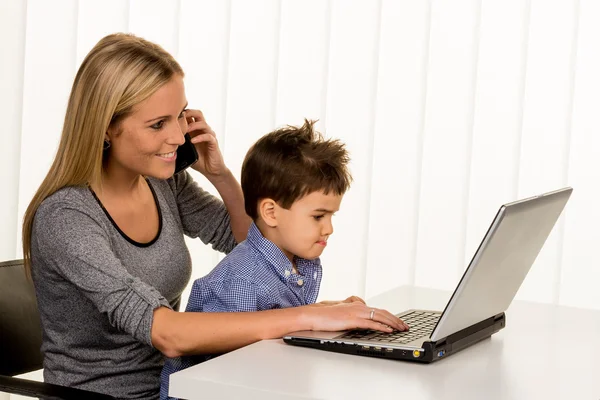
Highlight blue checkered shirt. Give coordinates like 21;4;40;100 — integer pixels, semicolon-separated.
160;222;323;400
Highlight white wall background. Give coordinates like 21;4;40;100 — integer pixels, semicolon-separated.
1;0;599;314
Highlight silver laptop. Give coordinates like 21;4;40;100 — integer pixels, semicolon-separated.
284;187;572;363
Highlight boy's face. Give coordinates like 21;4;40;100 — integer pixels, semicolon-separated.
274;190;343;261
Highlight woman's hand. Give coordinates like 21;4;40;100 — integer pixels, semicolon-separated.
182;109;251;242
303;301;409;333
185;109;227;178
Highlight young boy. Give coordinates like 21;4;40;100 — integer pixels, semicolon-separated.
160;119;354;400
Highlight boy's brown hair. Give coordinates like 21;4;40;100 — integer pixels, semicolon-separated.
241;119;352;220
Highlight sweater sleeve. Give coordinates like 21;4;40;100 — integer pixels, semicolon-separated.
167;171;237;254
32;199;171;347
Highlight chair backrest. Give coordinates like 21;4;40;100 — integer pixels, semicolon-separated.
0;259;43;376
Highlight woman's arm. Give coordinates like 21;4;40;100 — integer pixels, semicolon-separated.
205;169;251;243
185;109;251;243
151;302;408;358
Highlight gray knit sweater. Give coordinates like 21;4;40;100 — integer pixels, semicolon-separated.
30;171;236;399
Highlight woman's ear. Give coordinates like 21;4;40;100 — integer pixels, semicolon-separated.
106;121;123;141
105;126;115;144
259;199;278;228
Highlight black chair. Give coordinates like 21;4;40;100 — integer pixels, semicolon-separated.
0;259;115;399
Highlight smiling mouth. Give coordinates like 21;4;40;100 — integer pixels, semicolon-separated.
157;151;176;159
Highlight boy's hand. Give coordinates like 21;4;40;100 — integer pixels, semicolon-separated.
342;296;366;304
303;302;409;332
314;295;366;307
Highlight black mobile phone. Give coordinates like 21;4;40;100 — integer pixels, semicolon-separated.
175;133;199;174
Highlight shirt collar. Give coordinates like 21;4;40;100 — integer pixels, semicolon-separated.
247;222;321;278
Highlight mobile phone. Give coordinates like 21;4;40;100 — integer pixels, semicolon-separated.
174;133;199;174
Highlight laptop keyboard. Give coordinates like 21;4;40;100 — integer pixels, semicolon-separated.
338;311;441;345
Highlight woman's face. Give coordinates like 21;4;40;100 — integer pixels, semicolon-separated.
105;75;188;180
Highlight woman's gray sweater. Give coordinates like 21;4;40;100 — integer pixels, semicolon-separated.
30;171;236;399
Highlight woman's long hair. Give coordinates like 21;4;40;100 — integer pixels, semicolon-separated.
22;33;183;277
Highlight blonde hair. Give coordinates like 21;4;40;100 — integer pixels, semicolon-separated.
22;33;184;277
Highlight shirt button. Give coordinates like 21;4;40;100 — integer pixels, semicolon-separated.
313;272;317;280
285;270;291;277
297;279;304;286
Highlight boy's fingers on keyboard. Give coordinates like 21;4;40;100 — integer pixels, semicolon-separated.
386;311;409;331
354;319;394;332
370;308;406;331
400;317;410;330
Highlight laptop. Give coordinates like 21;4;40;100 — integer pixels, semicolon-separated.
284;187;572;363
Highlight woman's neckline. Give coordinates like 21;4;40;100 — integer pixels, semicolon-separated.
88;177;163;247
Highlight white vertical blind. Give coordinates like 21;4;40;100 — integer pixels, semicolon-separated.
224;0;281;178
364;0;431;298
129;0;180;57
465;0;530;279
16;0;79;254
77;0;130;66
275;0;330;128
0;0;26;262
560;0;600;310
2;0;599;310
516;0;578;303
414;0;481;290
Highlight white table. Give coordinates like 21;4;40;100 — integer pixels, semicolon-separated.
170;286;600;400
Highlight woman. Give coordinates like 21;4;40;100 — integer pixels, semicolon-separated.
22;33;405;399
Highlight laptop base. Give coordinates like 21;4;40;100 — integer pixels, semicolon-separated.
283;312;505;363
